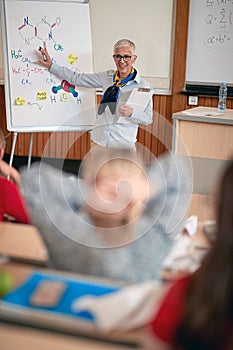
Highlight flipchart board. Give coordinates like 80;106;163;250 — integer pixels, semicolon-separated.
1;0;96;133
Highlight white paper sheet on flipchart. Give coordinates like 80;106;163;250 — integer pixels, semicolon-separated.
126;88;154;109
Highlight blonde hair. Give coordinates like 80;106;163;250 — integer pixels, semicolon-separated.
81;148;149;228
113;39;136;54
81;148;144;185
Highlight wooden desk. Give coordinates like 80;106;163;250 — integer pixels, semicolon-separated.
0;219;211;349
172;106;233;220
0;222;48;265
0;263;140;349
0;323;134;350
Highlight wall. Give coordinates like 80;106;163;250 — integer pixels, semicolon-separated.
0;0;232;162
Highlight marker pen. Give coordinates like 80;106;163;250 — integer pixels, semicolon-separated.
39;46;47;61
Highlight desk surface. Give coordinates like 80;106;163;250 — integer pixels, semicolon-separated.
173;106;233;125
0;323;134;350
0;221;211;349
0;263;139;349
0;222;48;264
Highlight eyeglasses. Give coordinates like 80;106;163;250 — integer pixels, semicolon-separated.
113;54;133;62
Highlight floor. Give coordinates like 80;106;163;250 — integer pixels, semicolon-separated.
3;153;82;176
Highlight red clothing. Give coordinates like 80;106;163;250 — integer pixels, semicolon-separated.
150;275;190;344
0;177;30;224
150;275;232;349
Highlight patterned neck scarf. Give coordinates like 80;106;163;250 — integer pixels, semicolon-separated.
98;68;137;115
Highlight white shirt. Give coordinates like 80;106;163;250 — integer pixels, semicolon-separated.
50;63;153;148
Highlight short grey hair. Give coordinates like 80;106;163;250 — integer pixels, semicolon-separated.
113;39;136;54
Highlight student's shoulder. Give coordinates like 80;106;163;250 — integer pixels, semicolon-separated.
0;176;20;197
0;176;16;187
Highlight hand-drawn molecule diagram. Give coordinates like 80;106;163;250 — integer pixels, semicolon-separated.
52;80;79;98
17;15;62;50
11;15;63;86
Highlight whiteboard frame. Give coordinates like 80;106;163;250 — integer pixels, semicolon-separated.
185;0;233;87
1;0;96;133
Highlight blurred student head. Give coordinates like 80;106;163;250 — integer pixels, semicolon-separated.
175;159;233;350
215;159;233;249
80;147;150;229
147;159;233;350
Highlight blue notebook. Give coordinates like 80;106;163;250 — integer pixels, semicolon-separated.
1;271;121;323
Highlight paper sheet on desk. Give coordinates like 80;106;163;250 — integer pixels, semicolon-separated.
72;281;167;332
184;215;198;236
162;236;207;273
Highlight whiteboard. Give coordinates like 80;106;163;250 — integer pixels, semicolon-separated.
186;0;233;86
1;0;96;132
89;0;176;93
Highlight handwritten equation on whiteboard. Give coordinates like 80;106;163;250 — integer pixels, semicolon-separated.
205;0;233;48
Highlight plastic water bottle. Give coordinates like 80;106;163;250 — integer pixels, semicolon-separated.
218;82;227;112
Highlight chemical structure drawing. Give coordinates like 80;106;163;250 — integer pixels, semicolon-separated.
17;15;62;50
11;15;64;89
11;13;80;104
11;15;62;80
